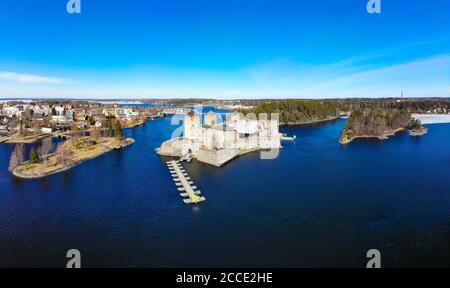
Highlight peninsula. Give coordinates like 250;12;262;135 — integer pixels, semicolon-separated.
11;136;134;179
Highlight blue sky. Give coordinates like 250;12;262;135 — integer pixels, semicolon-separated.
0;0;449;99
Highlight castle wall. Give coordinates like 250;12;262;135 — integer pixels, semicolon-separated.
258;120;281;148
196;147;240;167
169;113;282;166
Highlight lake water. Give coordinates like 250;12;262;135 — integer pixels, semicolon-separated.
0;112;449;267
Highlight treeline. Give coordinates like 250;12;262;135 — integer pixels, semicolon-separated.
337;98;450;112
240;98;450;124
241;100;342;124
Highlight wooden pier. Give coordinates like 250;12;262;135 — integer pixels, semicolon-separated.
167;160;205;204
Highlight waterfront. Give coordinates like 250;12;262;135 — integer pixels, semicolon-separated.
0;114;449;267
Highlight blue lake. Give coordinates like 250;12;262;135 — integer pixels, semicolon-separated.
0;115;449;267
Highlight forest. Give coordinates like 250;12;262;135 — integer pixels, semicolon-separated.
240;98;450;124
340;109;412;143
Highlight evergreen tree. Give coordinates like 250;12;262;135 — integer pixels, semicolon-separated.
114;121;123;140
108;118;114;137
29;147;39;164
88;116;95;126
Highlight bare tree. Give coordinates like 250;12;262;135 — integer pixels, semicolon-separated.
17;144;24;165
90;127;101;142
8;144;25;172
70;123;82;143
37;137;54;167
8;151;18;172
56;142;72;167
32;119;41;133
20;108;34;135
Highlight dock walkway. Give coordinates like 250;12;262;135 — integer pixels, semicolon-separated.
166;160;205;204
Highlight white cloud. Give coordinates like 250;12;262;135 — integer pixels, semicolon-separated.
0;71;67;84
0;50;448;99
244;54;450;98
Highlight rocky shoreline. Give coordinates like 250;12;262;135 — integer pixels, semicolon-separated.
339;128;405;144
409;126;428;137
340;126;428;144
281;116;341;126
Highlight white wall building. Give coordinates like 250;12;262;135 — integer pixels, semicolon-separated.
4;106;22;117
54;106;65;116
41;127;52;134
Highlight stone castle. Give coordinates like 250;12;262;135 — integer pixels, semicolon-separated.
157;111;281;166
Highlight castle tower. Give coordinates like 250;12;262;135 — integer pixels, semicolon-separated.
204;112;218;127
226;111;242;123
184;111;201;140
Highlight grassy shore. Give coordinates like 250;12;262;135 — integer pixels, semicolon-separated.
5;133;50;144
13;137;134;179
122;118;145;129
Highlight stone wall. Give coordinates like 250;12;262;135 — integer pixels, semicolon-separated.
196;148;240;167
157;138;192;157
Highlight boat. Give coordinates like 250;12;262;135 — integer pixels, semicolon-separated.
280;133;296;141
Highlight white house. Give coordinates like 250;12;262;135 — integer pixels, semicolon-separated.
32;105;50;117
51;115;72;123
41;127;52;134
4;106;22;117
54;106;65;116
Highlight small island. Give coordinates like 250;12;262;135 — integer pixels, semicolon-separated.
407;118;428;136
339;109;427;144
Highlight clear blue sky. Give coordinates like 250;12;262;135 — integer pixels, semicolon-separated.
0;0;449;99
